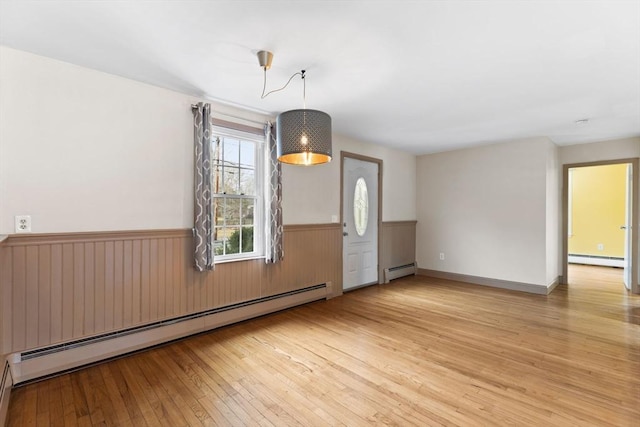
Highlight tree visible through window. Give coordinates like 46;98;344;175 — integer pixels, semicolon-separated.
212;131;262;259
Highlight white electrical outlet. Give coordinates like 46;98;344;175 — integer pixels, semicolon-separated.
15;215;32;233
597;243;604;251
439;252;445;260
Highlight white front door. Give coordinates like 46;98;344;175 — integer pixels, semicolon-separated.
343;157;379;290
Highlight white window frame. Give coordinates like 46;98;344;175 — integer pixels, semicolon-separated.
211;126;265;263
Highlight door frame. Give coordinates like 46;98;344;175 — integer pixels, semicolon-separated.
340;151;383;289
562;157;639;294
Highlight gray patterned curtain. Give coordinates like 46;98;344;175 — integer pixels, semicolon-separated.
193;102;215;271
265;122;284;263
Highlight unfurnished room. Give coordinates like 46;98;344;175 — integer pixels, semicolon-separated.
0;1;639;426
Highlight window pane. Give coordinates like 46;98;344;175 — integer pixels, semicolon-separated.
354;177;369;236
225;226;241;254
241;226;254;253
240;140;255;168
212;138;223;162
225;198;240;226
214;198;225;224
242;199;254;226
223;167;240;194
213;227;226;256
224;138;240;167
240;169;255;195
213;165;223;194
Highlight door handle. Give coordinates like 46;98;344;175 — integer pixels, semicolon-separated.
621;226;627;230
343;232;349;236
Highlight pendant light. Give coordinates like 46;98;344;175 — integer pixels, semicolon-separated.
258;51;332;165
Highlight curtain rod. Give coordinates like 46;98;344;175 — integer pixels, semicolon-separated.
191;103;271;126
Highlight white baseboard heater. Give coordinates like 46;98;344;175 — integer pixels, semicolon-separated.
9;283;328;385
568;254;624;268
384;262;417;283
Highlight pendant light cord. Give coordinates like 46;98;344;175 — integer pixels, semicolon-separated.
261;69;306;102
302;70;306;109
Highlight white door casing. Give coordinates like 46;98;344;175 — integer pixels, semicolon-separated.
343;157;379;290
624;163;632;289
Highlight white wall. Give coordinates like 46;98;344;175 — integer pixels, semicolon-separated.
0;46;416;234
415;137;640;289
281;134;416;224
546;141;560;284
559;137;640;165
416;138;554;286
0;46;192;233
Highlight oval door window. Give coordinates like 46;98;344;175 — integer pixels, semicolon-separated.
353;177;369;236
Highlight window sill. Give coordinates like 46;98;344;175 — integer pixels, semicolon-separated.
214;254;265;265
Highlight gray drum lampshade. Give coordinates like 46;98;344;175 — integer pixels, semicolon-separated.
276;109;332;165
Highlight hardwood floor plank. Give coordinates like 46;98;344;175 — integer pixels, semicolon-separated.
45;377;65;427
104;361;142;422
22;384;38;426
113;357;163;426
6;265;639;426
6;382;26;427
184;339;300;426
139;347;215;426
149;343;248;425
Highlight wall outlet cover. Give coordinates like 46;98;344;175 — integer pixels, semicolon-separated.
15;215;32;233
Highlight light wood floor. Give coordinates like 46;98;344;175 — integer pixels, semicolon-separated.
7;265;640;426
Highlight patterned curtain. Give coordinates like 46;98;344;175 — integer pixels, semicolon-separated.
193;102;215;271
265;122;284;263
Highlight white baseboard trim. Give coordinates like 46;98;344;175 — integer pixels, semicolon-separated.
417;269;556;295
10;285;327;385
568;255;624;268
547;276;560;294
0;358;12;427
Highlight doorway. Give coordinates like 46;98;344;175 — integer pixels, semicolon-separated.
562;158;639;294
341;153;382;291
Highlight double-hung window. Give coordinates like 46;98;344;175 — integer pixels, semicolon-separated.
212;127;264;261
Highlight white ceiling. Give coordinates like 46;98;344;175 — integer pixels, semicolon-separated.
1;0;639;154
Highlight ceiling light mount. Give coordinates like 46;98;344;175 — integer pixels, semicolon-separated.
257;50;332;166
257;50;273;70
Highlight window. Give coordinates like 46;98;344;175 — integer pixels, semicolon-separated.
212;128;264;261
353;177;369;236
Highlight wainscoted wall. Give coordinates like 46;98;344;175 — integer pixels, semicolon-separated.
0;224;342;355
379;221;417;280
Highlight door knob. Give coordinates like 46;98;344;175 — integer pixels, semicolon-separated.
343;232;349;236
621;225;627;230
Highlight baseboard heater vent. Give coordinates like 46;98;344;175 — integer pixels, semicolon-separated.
384;262;417;283
568;254;624;268
10;283;327;384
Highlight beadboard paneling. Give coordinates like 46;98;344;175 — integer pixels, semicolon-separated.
0;225;341;355
380;221;417;280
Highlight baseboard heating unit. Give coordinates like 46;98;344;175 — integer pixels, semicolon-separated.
384;262;417;283
9;283;328;385
568;254;624;268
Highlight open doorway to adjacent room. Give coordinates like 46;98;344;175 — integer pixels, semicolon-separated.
562;158;639;294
